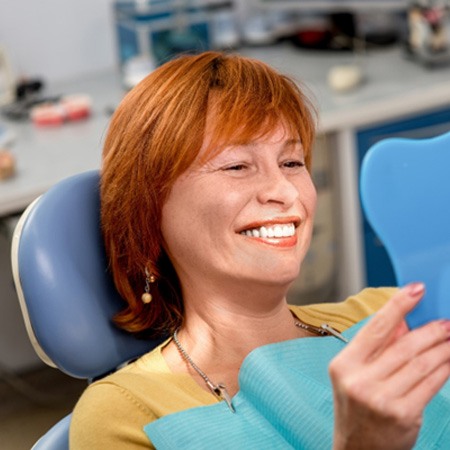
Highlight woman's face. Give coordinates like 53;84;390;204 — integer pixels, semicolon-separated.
161;123;317;291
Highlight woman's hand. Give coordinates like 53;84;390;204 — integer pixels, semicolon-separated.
329;283;450;450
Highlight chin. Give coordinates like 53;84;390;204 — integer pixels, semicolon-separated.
231;252;302;286
254;266;301;287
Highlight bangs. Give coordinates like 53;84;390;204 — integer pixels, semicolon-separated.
199;57;317;170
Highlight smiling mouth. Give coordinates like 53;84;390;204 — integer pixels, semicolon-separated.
239;223;296;239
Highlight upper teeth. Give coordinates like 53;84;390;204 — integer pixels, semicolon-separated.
240;223;295;238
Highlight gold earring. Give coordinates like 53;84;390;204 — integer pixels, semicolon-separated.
142;267;156;304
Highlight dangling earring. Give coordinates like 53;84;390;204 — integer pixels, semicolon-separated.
142;267;156;304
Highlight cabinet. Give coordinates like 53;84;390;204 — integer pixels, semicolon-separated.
357;106;450;287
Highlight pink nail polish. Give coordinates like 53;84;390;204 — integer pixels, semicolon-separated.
441;320;450;334
404;282;425;298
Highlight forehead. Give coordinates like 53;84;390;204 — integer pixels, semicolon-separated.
198;119;303;164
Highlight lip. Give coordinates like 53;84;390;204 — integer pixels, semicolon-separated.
236;216;301;234
247;235;298;248
236;216;300;249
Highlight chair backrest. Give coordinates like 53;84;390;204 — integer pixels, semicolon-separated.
360;131;450;329
12;170;165;449
11;170;162;380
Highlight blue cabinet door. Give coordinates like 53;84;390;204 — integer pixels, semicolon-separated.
357;106;450;287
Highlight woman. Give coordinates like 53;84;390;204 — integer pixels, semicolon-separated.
70;51;450;449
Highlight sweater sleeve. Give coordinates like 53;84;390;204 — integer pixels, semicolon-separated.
70;381;157;449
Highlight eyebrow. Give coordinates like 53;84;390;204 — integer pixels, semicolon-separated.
284;138;302;146
234;138;303;148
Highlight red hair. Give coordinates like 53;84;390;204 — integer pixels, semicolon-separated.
101;51;317;336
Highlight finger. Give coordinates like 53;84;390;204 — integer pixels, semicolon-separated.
344;283;425;362
389;361;450;420
370;320;450;379
380;338;450;398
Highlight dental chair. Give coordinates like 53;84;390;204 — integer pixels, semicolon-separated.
360;130;450;329
11;170;163;450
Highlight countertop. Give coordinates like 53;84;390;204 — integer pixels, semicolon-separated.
242;44;450;132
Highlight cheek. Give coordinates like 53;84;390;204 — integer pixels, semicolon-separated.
190;190;246;244
297;175;317;217
161;184;240;259
308;183;318;216
160;186;191;260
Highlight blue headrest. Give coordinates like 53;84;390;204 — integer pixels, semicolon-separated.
12;171;161;379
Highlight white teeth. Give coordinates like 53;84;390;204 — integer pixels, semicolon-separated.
260;226;268;238
240;223;295;238
274;225;283;237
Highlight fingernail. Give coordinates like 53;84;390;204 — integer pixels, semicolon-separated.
441;320;450;334
404;282;425;298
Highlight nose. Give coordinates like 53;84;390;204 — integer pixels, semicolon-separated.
256;167;299;208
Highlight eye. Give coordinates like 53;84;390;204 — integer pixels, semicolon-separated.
282;160;305;169
223;164;248;171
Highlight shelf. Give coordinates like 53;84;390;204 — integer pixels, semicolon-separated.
257;0;408;12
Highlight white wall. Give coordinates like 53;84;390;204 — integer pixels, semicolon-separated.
0;0;117;83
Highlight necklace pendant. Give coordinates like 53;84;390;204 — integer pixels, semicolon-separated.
206;380;235;413
294;319;349;343
320;324;349;343
216;383;236;413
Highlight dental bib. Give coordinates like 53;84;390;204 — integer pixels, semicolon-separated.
144;319;450;449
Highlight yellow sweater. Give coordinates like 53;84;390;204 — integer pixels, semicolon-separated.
70;288;396;449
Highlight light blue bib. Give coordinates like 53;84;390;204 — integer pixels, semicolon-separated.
145;319;450;449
